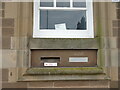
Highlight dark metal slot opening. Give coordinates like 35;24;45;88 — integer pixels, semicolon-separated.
41;57;60;60
40;57;60;63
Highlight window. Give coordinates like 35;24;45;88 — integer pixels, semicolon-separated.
33;0;94;38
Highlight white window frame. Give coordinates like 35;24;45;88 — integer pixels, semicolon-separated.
33;0;94;38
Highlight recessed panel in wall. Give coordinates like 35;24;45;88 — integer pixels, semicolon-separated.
31;49;97;67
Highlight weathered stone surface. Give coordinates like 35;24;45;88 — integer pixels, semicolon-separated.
0;3;2;10
104;37;118;49
54;81;90;88
118;38;120;48
0;10;4;17
2;28;14;37
2;50;17;68
19;74;107;81
112;20;120;27
113;28;119;36
28;82;53;88
2;36;11;49
29;38;99;49
89;81;109;88
2;82;27;88
116;3;120;9
0;2;5;10
54;81;109;88
117;9;120;19
110;67;118;81
26;67;103;75
11;37;28;50
17;50;29;68
19;37;28;50
2;69;8;81
111;49;118;67
11;37;19;49
110;37;118;48
2;18;14;27
8;68;18;82
110;81;118;88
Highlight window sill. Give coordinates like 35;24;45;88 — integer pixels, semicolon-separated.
18;67;111;81
25;67;103;75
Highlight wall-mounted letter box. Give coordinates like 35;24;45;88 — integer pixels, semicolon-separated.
31;49;97;67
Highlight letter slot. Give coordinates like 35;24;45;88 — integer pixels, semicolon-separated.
40;57;60;67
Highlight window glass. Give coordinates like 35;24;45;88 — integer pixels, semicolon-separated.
73;0;86;7
56;0;70;7
40;0;53;7
40;10;87;30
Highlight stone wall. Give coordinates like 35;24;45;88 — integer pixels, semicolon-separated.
0;1;119;89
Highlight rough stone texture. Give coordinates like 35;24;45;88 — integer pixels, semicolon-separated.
18;74;107;82
28;82;53;88
54;81;90;88
8;68;18;82
2;82;27;88
0;2;5;10
1;2;119;89
110;67;118;81
11;37;28;50
26;67;103;75
2;18;14;28
116;3;120;9
113;28;119;36
112;20;120;27
0;10;4;17
17;50;29;68
118;38;120;48
110;81;118;88
2;50;17;68
0;2;2;10
110;49;118;67
11;37;19;50
2;28;14;37
116;9;120;19
2;69;8;81
27;81;110;88
29;38;99;49
0;69;1;82
2;36;11;49
89;81;110;88
110;37;118;49
19;37;28;50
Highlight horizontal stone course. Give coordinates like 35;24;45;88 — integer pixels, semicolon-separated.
0;10;4;17
0;2;5;10
1;69;8;81
2;82;27;88
2;50;17;68
2;18;14;28
2;36;11;49
113;28;119;36
112;20;120;27
28;82;53;88
2;28;14;37
117;9;120;19
29;38;99;49
2;81;110;88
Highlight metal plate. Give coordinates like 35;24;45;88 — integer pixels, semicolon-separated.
44;62;57;66
69;57;88;62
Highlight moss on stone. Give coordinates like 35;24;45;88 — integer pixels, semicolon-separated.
25;67;103;75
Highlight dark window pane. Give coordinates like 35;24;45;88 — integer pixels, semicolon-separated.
40;0;53;7
73;0;86;7
56;0;70;7
40;10;87;30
